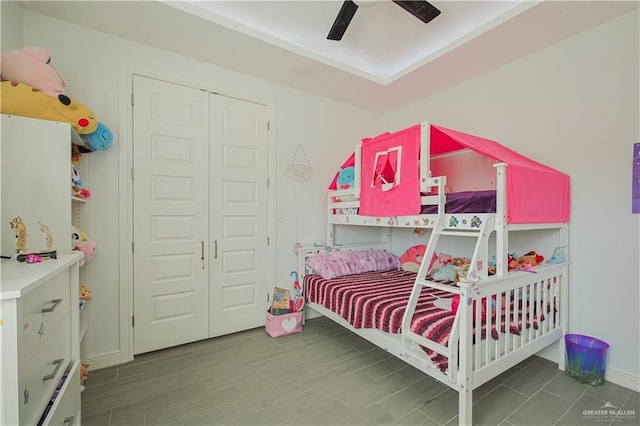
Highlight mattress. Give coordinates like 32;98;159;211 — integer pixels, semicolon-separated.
420;190;496;214
304;269;550;372
304;269;456;371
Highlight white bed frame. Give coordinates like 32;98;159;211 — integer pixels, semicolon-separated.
301;122;570;425
298;246;568;425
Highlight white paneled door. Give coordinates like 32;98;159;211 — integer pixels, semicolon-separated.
209;95;269;337
132;76;210;354
133;75;270;354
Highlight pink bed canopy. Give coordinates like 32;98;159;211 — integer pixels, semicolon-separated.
331;123;570;224
430;124;570;224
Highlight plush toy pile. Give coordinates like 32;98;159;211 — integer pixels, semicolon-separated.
0;46;113;151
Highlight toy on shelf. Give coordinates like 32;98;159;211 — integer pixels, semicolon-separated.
9;216;28;254
38;221;53;251
71;145;91;199
79;284;92;301
0;46;65;97
79;362;89;390
1;46;114;151
78;122;113;152
71;226;95;266
0;81;98;135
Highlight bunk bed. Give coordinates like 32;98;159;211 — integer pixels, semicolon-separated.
299;122;570;425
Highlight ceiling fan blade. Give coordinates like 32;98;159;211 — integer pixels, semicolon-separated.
327;0;359;41
392;0;441;24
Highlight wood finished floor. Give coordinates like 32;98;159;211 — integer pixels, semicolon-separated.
81;316;639;426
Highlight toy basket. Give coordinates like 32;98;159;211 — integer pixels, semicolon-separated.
265;309;303;338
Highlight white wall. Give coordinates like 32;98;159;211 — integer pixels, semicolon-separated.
6;4;638;391
18;10;382;365
384;10;640;390
0;1;22;52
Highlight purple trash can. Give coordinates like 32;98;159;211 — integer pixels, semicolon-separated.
565;334;609;386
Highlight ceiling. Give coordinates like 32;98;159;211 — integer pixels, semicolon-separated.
19;1;640;113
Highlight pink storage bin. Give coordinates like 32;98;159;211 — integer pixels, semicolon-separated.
265;310;303;337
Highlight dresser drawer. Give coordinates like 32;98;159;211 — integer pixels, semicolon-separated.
40;361;81;426
21;268;70;366
20;314;71;426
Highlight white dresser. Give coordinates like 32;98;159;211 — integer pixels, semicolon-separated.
1;253;83;426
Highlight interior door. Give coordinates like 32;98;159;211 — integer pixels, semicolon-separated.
132;75;210;354
209;94;270;337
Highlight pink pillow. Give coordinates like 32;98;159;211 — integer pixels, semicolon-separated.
306;250;400;280
399;245;437;273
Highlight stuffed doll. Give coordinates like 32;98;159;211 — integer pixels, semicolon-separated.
81;121;114;151
1;81;98;134
0;46;65;97
71;145;91;198
336;166;355;190
72;226;96;265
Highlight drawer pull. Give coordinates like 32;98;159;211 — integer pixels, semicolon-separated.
42;358;64;381
63;416;75;425
41;298;63;313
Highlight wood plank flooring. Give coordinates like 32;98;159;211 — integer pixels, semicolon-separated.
81;316;639;425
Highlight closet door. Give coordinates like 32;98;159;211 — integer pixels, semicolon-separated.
132;75;210;354
209;94;270;337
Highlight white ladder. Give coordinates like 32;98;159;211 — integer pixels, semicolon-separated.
400;213;494;365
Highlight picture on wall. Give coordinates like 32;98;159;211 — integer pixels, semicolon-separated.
633;143;640;214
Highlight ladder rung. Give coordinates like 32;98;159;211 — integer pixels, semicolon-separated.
439;230;482;237
404;331;450;357
415;280;461;294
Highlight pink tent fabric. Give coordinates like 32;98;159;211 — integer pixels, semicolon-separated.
328;153;355;190
332;123;570;223
359;125;421;216
430;125;570;223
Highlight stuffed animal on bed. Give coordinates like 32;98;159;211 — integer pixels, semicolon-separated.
337;166;355;190
0;46;65;97
399;245;438;273
508;250;544;271
0;81;98;134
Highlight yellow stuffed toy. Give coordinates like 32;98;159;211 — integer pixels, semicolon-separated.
0;81;98;134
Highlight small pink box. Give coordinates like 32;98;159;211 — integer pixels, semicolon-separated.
265;310;303;338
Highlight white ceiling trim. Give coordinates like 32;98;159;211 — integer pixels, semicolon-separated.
164;0;540;85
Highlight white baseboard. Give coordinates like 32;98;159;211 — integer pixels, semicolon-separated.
305;308;322;320
603;365;640;393
536;343;561;364
536;344;639;392
86;350;131;371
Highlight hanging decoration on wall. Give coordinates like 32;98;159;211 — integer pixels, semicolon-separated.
284;144;313;182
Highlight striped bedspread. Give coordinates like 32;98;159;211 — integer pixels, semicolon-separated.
304;269;455;371
304;269;549;372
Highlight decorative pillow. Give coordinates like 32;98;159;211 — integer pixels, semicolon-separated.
306;250;400;280
399;245;437;273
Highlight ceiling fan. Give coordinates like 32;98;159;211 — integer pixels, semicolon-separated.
327;0;441;41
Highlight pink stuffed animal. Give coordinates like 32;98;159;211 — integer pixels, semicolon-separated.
0;46;65;97
75;240;96;262
428;253;453;274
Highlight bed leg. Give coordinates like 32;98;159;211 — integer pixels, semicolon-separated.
459;386;472;425
558;331;566;371
458;284;474;425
